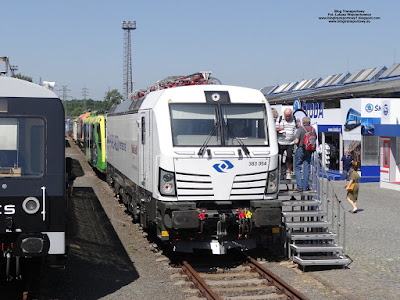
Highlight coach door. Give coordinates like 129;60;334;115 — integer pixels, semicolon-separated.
380;137;390;182
139;111;152;189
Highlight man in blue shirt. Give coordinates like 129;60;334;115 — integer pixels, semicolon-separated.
340;150;354;185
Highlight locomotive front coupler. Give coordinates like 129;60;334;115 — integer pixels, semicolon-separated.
216;213;228;238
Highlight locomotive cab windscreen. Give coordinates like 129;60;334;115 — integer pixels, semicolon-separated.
170;103;268;147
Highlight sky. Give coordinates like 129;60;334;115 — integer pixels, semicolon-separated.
1;0;397;101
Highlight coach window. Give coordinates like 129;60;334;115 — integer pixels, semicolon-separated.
0;117;44;177
97;124;102;148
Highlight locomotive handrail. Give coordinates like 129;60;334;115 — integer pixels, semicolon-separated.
41;186;46;221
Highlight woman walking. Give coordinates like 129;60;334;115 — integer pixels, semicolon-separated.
346;165;360;213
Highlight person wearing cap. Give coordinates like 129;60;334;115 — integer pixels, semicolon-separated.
293;116;316;192
340;150;354;185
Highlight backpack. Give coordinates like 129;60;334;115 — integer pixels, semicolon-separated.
302;126;317;151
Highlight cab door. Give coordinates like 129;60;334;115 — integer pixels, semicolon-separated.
139;110;152;190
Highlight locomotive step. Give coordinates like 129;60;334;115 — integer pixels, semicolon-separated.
287;232;337;240
293;255;351;266
281;199;321;206
282;211;327;218
290;243;343;253
284;221;331;229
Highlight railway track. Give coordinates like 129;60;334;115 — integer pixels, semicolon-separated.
178;256;309;300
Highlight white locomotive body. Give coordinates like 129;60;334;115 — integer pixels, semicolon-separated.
107;84;281;254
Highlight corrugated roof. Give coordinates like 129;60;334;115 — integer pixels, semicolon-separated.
282;82;298;92
316;73;350;88
380;63;400;79
260;85;277;95
262;63;400;103
344;66;386;84
272;83;291;94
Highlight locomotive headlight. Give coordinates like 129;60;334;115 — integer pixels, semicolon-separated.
159;168;176;196
162;182;173;193
163;173;174;182
22;197;40;214
265;168;279;194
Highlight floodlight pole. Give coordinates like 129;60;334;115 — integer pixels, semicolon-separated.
122;20;136;99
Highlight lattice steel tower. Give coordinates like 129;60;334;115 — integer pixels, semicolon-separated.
122;21;136;99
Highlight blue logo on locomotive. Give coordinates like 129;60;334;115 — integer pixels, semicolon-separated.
213;160;234;173
107;134;126;152
365;103;373;113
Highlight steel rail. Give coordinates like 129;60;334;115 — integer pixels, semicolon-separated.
246;256;309;300
181;261;222;300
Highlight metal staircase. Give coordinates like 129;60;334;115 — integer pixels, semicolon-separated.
278;156;352;269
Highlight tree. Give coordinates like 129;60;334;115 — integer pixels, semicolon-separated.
104;89;123;109
71;107;85;117
12;73;33;82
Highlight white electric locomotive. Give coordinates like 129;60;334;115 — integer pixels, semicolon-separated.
107;77;281;254
0;77;67;279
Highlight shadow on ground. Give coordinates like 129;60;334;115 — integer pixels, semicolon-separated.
32;187;139;300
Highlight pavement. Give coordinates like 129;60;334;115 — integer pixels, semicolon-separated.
269;179;400;300
308;180;400;299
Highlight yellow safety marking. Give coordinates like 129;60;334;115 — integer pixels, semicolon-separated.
272;227;280;234
161;230;169;237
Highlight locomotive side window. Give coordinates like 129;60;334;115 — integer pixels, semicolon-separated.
0;117;44;177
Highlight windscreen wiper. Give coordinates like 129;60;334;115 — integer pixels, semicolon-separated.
224;122;250;156
198;122;219;156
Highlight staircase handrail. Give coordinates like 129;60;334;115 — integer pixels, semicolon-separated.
313;155;348;255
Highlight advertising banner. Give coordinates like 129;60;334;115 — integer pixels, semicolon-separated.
361;99;382;135
341;98;361;141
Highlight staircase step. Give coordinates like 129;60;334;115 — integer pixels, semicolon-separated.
281;200;321;207
293;255;351;266
279;178;297;185
287;232;337;240
285;221;331;229
290;243;343;253
279;190;318;197
282;211;326;218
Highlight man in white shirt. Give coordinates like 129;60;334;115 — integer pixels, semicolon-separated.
275;108;296;179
